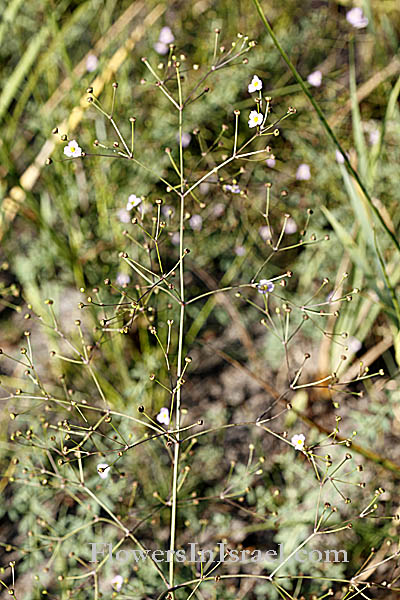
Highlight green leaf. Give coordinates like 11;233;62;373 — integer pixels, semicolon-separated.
370;73;400;180
0;27;49;121
349;39;368;182
320;206;371;274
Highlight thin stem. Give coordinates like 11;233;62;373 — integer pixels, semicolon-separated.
142;58;181;110
212;29;220;65
233;110;239;155
110;117;132;158
110;85;117;119
130;118;135;155
269;532;316;578
169;62;185;594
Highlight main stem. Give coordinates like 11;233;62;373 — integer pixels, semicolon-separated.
169;65;185;593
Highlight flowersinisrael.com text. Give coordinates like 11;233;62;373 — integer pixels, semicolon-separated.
89;542;348;564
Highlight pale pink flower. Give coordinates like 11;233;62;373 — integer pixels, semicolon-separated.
117;209;131;224
154;42;168;55
369;129;379;145
171;232;180;246
346;7;368;29
154;26;174;54
335;149;345;164
347;336;362;354
176;132;191;147
307;70;322;87
266;157;276;168
259;225;272;241
86;54;98;72
189;214;203;231
162;205;175;217
159;26;174;44
213;203;225;217
296;164;311;181
116;273;130;287
284;218;297;234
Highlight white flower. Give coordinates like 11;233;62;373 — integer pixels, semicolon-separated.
111;575;123;591
156;407;170;426
259;225;272;241
248;110;264;128
335;149;345;164
291;433;305;451
307;70;322;87
117;208;131;224
225;184;241;194
266;157;276;168
189;214;203;231
64;140;82;158
86;54;98;72
116;273;130;286
284;218;297;234
296;163;311;181
235;245;245;256
257;279;274;294
127;194;142;210
199;182;210;194
97;463;110;479
248;75;263;93
159;26;174;44
346;7;368;29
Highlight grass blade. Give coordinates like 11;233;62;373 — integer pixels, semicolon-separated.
0;27;49;121
349;38;368;182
